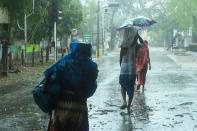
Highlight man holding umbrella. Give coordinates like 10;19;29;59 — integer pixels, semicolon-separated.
118;16;156;113
119;27;143;113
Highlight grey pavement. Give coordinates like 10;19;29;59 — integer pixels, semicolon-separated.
167;49;197;69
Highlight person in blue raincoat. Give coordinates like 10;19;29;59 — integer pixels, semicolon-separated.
46;40;98;131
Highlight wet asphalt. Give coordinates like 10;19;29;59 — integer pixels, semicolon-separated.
0;47;197;131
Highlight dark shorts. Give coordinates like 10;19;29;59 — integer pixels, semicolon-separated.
119;74;136;97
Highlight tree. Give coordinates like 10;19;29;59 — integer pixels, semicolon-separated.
0;0;30;76
150;0;197;47
58;0;83;36
0;0;84;76
78;0;97;35
165;0;197;32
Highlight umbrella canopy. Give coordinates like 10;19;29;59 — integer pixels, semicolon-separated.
118;16;156;30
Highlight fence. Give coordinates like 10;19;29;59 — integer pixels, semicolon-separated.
0;43;48;67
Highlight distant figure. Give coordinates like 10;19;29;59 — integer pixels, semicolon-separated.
119;27;143;113
136;40;151;91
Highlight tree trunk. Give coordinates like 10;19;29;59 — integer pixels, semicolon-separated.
21;49;25;65
8;51;13;70
1;42;9;76
46;38;51;62
32;46;35;67
41;48;44;64
46;46;49;62
60;36;64;57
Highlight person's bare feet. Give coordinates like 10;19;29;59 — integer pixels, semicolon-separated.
127;106;133;113
137;84;140;90
120;103;127;109
142;85;145;92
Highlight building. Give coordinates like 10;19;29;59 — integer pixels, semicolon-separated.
0;8;9;62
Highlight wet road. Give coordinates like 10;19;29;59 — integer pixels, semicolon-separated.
88;47;197;131
0;47;197;131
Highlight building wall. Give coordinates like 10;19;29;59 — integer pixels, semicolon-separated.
192;33;197;44
0;8;9;24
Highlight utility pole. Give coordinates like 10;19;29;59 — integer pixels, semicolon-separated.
99;2;119;56
102;9;107;55
52;0;62;62
24;0;35;43
24;14;27;43
52;0;58;62
17;0;34;65
54;22;57;62
102;10;104;55
96;0;100;57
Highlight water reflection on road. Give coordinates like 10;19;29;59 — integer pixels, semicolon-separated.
89;48;197;131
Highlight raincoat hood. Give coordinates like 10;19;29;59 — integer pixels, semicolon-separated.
44;40;92;77
70;40;91;59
